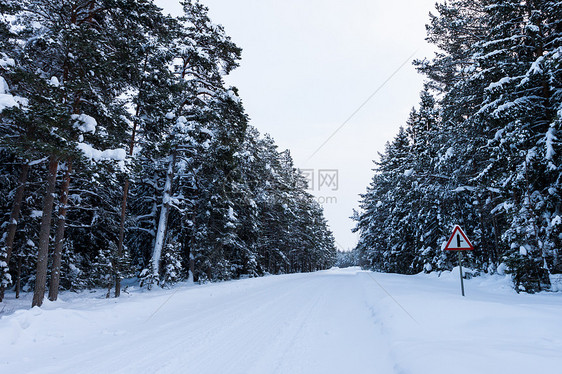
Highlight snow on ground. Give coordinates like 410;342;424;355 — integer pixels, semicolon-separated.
1;268;561;374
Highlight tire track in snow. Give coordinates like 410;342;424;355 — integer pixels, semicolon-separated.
2;269;402;374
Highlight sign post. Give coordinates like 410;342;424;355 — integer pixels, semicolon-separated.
458;251;465;296
444;225;474;296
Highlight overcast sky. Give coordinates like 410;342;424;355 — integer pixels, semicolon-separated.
156;0;438;251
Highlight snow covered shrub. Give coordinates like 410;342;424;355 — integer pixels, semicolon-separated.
162;242;184;286
0;246;12;289
504;251;550;293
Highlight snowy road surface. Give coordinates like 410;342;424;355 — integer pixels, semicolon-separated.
1;267;562;374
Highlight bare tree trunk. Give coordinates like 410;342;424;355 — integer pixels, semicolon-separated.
151;152;176;282
188;193;199;282
32;156;59;308
188;227;195;282
15;257;21;299
114;179;129;298
114;123;138;296
114;55;149;297
0;163;30;302
48;160;72;301
4;163;29;263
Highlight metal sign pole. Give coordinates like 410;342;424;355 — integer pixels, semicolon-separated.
458;251;465;297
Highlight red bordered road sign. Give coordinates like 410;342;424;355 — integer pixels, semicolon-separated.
444;225;474;251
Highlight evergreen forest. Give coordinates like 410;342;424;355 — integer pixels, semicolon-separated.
0;0;336;307
354;0;562;292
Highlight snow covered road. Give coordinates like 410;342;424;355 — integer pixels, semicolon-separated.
1;268;562;374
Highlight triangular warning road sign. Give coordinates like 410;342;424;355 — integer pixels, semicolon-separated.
444;225;474;251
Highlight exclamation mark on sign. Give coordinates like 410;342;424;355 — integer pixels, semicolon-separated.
457;234;461;247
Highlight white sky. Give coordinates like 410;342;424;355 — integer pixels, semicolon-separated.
156;0;438;251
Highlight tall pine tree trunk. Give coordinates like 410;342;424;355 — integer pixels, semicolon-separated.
32;156;59;308
0;163;30;302
15;257;21;299
114;179;129;298
115;122;139;297
115;55;149;297
151;152;176;282
48;160;72;301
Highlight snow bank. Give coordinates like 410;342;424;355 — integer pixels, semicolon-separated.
363;270;562;374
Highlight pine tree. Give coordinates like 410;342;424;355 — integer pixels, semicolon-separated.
357;0;562;291
0;0;174;305
146;0;244;284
